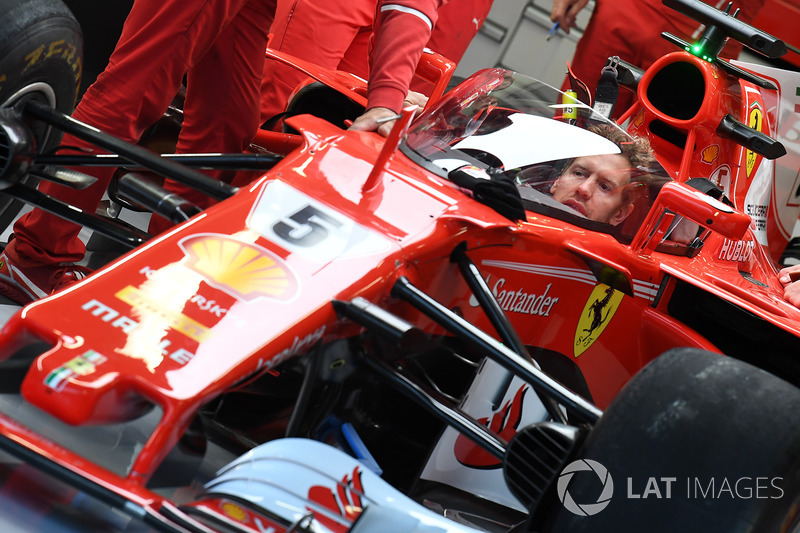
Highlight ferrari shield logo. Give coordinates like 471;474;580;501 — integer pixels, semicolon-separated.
746;104;763;178
574;284;623;357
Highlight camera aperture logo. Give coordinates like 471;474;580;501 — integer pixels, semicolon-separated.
557;459;614;516
557;459;785;517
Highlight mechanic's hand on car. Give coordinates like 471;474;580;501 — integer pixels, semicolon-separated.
349;91;429;137
550;0;590;33
779;265;800;307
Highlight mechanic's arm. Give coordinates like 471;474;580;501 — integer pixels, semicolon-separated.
779;265;800;307
550;0;590;33
349;0;443;136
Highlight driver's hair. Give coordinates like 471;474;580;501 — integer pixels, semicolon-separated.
588;123;656;170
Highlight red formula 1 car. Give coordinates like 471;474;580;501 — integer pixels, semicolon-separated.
1;0;800;531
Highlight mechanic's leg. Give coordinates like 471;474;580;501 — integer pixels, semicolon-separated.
7;0;252;268
149;0;276;234
559;0;652;118
259;0;375;125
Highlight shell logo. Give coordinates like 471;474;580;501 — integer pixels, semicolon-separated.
701;144;720;164
632;109;645;128
220;501;248;522
180;234;299;302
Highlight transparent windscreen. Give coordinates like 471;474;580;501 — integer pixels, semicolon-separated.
403;68;675;242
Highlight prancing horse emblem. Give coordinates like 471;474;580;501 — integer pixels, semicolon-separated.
574;284;623;357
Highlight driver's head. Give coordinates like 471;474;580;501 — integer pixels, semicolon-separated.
550;125;655;226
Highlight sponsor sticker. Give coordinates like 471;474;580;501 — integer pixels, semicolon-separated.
308;466;364;532
44;349;107;392
717;238;755;262
179;234;299;302
116;285;212;342
701;145;720;164
746;104;763;178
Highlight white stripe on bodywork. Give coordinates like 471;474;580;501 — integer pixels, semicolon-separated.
633;280;660;302
482;260;597;285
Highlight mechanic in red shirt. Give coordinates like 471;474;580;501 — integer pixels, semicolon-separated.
261;0;494;136
0;0;278;305
550;0;766;119
350;0;452;135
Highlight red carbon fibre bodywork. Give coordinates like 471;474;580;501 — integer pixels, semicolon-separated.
623;51;794;261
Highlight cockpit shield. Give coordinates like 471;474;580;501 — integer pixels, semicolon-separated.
402;68;674;243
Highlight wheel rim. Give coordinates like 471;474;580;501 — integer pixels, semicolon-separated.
1;81;57;151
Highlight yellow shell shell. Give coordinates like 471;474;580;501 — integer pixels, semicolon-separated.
180;234;298;302
701;144;720;164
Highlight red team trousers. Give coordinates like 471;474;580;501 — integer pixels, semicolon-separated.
10;0;276;267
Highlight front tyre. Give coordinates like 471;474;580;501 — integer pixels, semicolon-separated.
536;348;800;532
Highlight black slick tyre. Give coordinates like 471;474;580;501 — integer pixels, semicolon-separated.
536;348;800;532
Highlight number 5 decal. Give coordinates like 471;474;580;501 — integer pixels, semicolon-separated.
273;205;344;247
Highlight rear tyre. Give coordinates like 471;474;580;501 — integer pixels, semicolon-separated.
536;348;800;532
0;0;83;232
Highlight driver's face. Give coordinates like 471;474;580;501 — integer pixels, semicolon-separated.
550;154;634;225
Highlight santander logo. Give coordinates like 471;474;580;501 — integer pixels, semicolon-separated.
453;385;529;469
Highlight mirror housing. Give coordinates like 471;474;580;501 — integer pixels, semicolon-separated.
630;181;751;255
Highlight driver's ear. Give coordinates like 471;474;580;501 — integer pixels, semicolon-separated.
610;203;634;226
